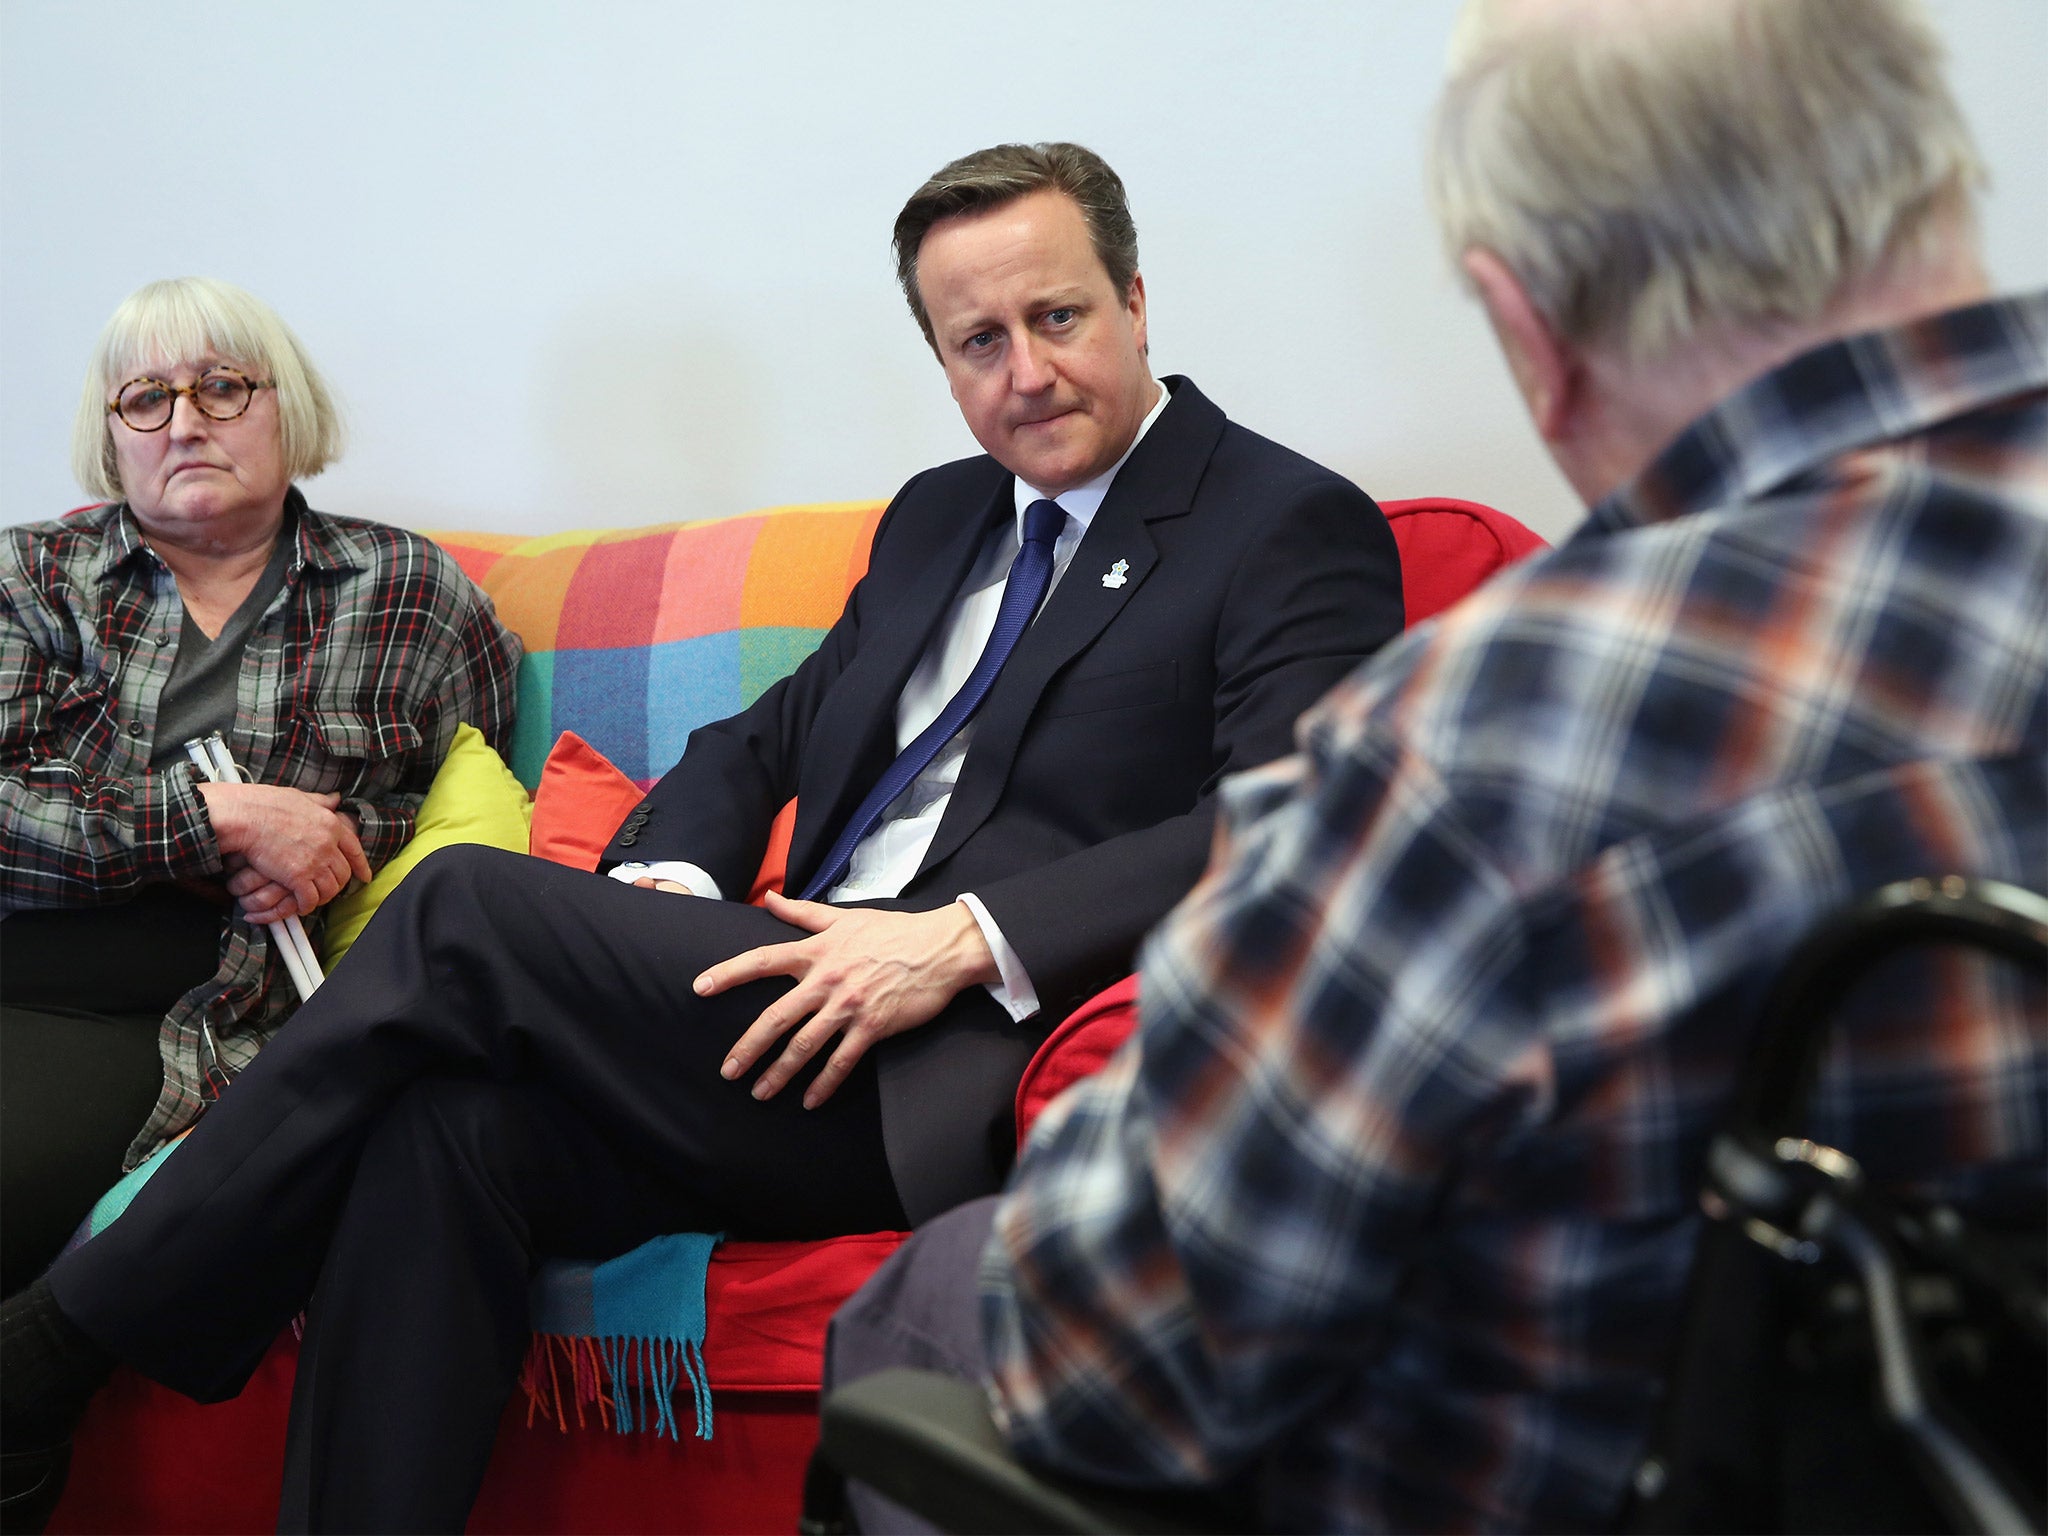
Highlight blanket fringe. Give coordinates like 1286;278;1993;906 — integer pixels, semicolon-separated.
517;1332;710;1441
518;1335;614;1433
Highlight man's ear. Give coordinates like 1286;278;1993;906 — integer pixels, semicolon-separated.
1462;248;1578;443
1126;271;1149;355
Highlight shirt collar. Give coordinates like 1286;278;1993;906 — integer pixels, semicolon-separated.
286;488;372;575
1010;378;1172;538
90;501;152;582
1590;291;2048;536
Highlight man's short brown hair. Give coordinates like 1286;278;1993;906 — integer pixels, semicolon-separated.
893;141;1140;353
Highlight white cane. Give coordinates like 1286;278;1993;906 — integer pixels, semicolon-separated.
183;734;325;1002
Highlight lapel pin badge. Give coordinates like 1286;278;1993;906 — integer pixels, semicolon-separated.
1101;558;1130;590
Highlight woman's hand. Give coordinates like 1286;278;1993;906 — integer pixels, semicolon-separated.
197;782;372;922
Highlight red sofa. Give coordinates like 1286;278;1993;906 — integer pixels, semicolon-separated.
47;495;1545;1534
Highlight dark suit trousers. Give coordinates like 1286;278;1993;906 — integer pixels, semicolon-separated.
45;844;935;1532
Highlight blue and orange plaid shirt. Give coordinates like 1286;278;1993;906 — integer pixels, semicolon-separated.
1;491;520;1162
982;293;2048;1531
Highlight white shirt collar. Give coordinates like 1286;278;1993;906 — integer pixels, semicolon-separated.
1010;378;1172;539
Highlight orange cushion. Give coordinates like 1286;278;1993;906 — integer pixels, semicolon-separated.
744;800;797;905
527;731;643;871
527;729;796;903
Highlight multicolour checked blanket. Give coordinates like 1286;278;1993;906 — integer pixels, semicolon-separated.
434;502;886;789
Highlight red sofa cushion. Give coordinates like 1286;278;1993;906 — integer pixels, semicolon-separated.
51;1235;911;1535
698;1234;908;1390
1381;495;1548;627
1014;975;1142;1139
51;1341;829;1536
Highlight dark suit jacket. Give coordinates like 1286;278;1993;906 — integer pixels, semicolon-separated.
603;377;1403;1219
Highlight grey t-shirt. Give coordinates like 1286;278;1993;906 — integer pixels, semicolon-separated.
149;530;293;768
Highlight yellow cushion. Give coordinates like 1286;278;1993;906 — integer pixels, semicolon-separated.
320;724;533;971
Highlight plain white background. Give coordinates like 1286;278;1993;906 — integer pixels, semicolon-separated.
3;1;2043;542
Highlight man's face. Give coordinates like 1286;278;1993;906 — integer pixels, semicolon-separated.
916;189;1156;499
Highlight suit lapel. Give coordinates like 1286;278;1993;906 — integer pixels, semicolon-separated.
917;378;1226;879
788;473;1011;887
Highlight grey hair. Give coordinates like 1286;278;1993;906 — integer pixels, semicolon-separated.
1428;0;1986;359
72;276;344;501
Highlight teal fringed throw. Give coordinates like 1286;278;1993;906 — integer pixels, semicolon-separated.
71;1143;723;1441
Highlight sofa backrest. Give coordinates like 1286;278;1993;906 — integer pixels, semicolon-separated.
429;494;1547;794
431;503;884;788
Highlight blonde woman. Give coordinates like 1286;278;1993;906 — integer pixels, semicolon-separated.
0;278;520;1293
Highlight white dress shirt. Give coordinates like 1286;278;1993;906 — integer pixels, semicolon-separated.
615;379;1172;1021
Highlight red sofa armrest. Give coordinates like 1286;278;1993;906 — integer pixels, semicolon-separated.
1380;496;1547;627
1014;975;1142;1143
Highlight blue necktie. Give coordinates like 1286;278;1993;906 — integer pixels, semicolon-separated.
800;497;1067;901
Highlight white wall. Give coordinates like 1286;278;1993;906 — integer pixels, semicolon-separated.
4;0;2043;543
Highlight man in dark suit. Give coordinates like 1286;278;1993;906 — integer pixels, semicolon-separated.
0;142;1402;1530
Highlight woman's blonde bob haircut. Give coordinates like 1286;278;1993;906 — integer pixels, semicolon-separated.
71;277;344;501
1429;0;1986;361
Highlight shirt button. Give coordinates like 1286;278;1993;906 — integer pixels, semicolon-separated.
154;633;170;647
127;720;145;737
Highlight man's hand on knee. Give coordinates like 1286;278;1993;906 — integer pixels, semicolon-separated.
697;894;999;1110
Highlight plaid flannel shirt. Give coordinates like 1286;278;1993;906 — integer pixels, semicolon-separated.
1;491;520;1163
982;294;2048;1532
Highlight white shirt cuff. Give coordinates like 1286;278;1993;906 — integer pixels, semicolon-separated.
607;861;725;900
958;893;1039;1022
